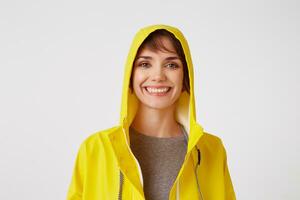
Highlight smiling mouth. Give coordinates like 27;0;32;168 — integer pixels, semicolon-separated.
144;87;172;96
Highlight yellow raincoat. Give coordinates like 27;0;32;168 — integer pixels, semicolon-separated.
67;24;236;200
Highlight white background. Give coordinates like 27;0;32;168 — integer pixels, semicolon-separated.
0;0;299;199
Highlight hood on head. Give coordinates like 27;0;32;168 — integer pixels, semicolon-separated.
119;24;204;151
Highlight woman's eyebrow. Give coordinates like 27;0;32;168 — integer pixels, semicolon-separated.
135;56;152;60
165;56;180;60
135;56;180;60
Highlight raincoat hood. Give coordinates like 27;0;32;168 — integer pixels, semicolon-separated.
119;24;204;153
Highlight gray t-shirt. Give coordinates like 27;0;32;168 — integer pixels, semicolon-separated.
129;125;187;200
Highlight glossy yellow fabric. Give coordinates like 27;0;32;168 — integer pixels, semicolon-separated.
67;24;236;200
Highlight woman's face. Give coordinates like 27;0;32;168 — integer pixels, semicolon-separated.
132;36;184;110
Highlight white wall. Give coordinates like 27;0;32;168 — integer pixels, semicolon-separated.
0;0;299;199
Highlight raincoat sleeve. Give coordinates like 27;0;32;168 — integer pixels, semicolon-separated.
66;142;87;200
222;141;237;200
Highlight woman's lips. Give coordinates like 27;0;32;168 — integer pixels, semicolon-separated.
144;86;171;96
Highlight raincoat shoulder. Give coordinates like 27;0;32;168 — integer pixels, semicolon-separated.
197;130;236;200
66;126;122;200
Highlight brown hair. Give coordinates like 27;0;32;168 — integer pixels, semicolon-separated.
129;29;190;94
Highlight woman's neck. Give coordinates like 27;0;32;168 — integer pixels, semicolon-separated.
131;104;182;138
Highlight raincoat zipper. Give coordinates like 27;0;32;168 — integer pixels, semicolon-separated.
118;170;123;200
118;126;144;200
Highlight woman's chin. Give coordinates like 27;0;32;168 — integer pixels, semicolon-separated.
139;100;175;110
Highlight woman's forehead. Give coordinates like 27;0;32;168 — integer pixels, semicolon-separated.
135;48;179;59
135;48;180;62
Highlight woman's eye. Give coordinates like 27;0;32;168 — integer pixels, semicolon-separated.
166;63;179;69
139;62;150;68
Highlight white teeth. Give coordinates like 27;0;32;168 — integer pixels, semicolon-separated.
146;87;170;93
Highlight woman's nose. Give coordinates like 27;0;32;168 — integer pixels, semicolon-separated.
151;66;166;82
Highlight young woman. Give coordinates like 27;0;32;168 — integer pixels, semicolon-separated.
67;24;236;200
